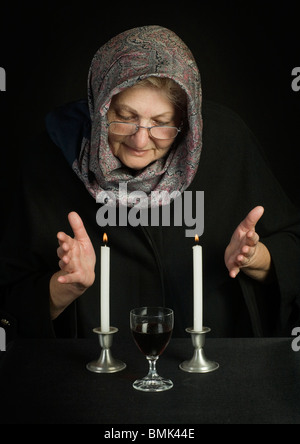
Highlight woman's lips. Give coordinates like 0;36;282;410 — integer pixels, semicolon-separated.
125;145;150;156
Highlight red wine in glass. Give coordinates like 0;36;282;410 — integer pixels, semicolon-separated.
130;307;174;392
132;322;172;357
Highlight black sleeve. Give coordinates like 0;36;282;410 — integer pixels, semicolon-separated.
201;101;300;336
234;112;300;335
242;121;300;335
0;132;77;339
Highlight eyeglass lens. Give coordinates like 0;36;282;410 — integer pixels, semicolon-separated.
108;122;178;140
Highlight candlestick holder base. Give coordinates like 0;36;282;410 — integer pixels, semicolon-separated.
86;327;126;373
179;327;219;373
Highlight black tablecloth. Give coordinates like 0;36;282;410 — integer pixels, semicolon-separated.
0;337;299;424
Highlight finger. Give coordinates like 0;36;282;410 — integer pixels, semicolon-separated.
241;245;250;256
57;231;70;243
229;266;240;279
59;254;70;265
57;241;72;263
68;212;90;242
246;231;259;247
237;254;249;266
57;271;81;285
57;233;75;254
58;257;71;271
57;247;67;260
240;206;264;233
57;272;74;284
57;241;70;254
57;273;68;284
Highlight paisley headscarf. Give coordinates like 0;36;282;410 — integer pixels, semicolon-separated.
73;25;203;207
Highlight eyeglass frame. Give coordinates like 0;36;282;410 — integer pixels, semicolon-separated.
106;121;182;140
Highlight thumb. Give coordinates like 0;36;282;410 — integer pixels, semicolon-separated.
68;212;89;241
241;206;264;232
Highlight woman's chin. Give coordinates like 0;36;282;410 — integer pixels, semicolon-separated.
117;153;154;171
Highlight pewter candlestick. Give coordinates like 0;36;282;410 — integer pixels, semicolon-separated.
179;327;219;373
86;327;126;373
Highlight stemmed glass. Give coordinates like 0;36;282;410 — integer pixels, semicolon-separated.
130;307;174;392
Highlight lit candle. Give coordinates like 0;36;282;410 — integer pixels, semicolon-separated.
193;235;203;331
100;233;110;332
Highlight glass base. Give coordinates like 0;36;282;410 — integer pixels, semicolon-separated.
133;376;173;392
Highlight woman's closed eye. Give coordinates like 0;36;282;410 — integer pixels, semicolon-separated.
117;114;136;122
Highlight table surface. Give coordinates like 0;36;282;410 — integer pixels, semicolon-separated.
0;336;300;424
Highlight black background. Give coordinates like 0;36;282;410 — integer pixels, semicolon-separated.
1;1;299;216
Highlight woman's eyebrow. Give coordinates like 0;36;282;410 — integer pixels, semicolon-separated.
114;104;137;114
115;104;174;119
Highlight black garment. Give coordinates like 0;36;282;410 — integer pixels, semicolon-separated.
1;101;300;339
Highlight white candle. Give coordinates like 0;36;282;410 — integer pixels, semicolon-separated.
100;233;110;333
193;235;203;331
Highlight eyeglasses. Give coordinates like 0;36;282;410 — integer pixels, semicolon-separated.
107;121;181;140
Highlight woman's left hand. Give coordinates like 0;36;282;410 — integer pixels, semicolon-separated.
224;206;272;282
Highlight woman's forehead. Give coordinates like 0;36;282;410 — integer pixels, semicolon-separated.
109;87;177;117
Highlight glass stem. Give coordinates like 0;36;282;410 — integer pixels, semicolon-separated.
146;356;160;379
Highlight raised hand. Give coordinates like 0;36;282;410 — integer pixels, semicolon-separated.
50;212;96;319
224;206;271;282
56;212;96;289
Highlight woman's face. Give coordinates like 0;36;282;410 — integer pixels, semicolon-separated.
107;86;181;170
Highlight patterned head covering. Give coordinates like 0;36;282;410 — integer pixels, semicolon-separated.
73;25;203;207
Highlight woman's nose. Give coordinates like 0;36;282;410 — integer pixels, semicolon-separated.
130;127;150;149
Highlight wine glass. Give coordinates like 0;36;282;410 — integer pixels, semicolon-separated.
130;306;174;392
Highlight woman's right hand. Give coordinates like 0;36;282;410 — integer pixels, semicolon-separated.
49;212;96;320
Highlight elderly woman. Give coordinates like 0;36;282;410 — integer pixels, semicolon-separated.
1;26;300;339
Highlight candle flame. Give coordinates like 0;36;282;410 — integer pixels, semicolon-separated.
103;233;108;244
195;235;199;244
